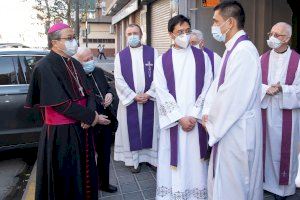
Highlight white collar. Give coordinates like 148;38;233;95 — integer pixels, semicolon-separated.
129;45;143;51
271;46;291;57
225;30;246;51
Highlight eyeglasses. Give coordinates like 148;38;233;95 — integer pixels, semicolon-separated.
267;32;286;38
59;35;76;41
177;29;191;36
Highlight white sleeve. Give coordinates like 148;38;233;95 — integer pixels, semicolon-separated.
114;54;137;106
206;48;260;146
146;49;159;100
153;56;184;130
189;53;213;120
279;64;300;109
213;52;222;78
261;84;271;109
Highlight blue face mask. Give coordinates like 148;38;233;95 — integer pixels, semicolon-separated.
83;60;95;74
128;35;141;47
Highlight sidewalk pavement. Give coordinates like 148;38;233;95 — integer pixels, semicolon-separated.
95;57;114;74
22;147;300;200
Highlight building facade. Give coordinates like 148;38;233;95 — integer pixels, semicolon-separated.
79;0;115;57
106;0;299;56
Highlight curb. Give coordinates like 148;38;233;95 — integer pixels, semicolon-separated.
21;162;36;200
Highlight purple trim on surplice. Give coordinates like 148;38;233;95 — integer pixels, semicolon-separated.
119;45;155;151
213;34;249;177
203;47;215;78
261;49;300;185
162;46;206;167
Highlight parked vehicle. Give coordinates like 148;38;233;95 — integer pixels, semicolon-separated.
0;48;118;151
0;48;48;151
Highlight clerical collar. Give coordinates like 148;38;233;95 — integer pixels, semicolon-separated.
274;46;289;54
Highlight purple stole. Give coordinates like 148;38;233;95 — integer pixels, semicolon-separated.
261;49;300;185
213;35;249;177
203;47;215;78
162;46;208;167
119;45;155;151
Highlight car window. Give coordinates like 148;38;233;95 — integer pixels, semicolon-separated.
19;55;44;84
0;56;19;85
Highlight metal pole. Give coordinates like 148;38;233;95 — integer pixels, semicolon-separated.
75;0;80;45
85;20;88;47
85;0;88;47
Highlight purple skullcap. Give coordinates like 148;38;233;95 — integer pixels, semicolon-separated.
48;23;70;34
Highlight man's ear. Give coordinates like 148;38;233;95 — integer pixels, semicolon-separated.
51;40;57;48
169;32;175;40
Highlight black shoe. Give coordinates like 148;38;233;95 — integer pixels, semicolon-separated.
146;163;157;172
100;184;118;193
129;165;141;173
273;194;287;200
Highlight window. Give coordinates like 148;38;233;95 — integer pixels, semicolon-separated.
19;56;44;84
82;38;115;44
0;56;18;85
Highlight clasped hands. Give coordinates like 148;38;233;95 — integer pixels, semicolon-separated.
266;82;282;96
179;116;197;132
134;93;151;104
81;111;111;129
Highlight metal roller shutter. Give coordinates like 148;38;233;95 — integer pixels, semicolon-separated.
151;0;171;55
135;10;141;26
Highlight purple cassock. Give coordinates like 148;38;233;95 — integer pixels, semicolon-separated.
161;46;208;167
213;35;249;177
261;49;300;185
203;47;215;78
119;45;155;151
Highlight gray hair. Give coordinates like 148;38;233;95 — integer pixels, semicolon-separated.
191;29;204;40
73;47;93;63
274;22;292;38
48;30;62;49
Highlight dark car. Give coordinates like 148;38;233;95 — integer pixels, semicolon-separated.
0;48;118;151
0;48;48;151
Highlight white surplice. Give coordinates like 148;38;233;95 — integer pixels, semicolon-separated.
261;47;300;196
154;46;213;200
203;30;263;200
114;46;159;169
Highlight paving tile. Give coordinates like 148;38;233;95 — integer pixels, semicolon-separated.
123;192;143;200
115;168;132;177
120;182;140;193
100;194;123;200
118;175;136;184
139;164;150;172
138;179;156;190
136;172;154;181
142;188;156;199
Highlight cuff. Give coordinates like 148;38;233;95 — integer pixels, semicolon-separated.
122;92;136;106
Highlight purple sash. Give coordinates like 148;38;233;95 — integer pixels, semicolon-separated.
261;49;300;185
203;47;215;78
119;45;155;151
213;34;249;177
162;46;207;167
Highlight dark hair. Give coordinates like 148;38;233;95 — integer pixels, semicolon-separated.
214;1;245;29
128;24;143;34
47;30;61;49
168;15;191;33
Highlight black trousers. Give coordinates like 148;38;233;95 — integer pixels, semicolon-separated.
94;123;112;187
98;52;106;60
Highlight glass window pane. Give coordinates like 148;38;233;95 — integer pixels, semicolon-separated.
0;56;18;85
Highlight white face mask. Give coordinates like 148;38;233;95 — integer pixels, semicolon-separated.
211;19;230;42
63;39;78;56
174;33;191;49
267;36;282;49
